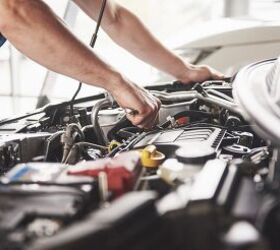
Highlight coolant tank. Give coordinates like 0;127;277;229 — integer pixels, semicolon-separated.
158;158;201;184
176;143;216;165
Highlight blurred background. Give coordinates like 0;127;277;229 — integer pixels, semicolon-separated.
1;0;280;117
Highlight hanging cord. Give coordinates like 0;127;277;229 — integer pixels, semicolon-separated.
70;0;108;117
61;123;85;163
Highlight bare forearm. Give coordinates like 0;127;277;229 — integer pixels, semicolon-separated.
0;0;161;129
0;0;123;91
101;4;224;83
74;0;190;80
106;8;190;80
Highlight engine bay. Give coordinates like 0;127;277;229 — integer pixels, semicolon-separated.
0;74;279;250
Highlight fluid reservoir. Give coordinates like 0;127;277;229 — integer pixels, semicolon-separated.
158;144;217;184
175;143;216;165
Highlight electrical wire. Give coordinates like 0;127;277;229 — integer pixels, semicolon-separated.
61;124;85;163
70;0;108;116
64;142;108;164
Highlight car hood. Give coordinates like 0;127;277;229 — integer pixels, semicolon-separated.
165;18;280;49
233;57;280;145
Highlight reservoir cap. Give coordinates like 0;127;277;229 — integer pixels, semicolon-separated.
176;144;216;165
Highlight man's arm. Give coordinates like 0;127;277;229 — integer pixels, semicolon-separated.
73;0;224;83
0;0;160;128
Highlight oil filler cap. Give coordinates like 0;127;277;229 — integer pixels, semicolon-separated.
176;144;216;165
141;145;165;169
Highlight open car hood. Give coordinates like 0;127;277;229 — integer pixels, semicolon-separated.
233;57;280;145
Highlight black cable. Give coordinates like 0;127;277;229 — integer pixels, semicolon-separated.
107;133;140;157
70;0;108;116
64;142;108;164
44;131;64;161
107;116;136;141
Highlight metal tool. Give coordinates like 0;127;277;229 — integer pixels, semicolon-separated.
124;108;139;116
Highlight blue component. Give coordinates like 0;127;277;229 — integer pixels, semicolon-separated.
0;34;6;47
9;165;34;182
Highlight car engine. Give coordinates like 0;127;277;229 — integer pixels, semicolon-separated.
0;65;279;250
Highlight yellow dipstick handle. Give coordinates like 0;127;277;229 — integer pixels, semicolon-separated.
141;145;165;169
108;140;121;152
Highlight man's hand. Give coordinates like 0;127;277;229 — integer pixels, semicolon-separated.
177;63;225;84
109;78;161;129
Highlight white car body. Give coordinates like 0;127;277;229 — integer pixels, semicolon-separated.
156;18;280;80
